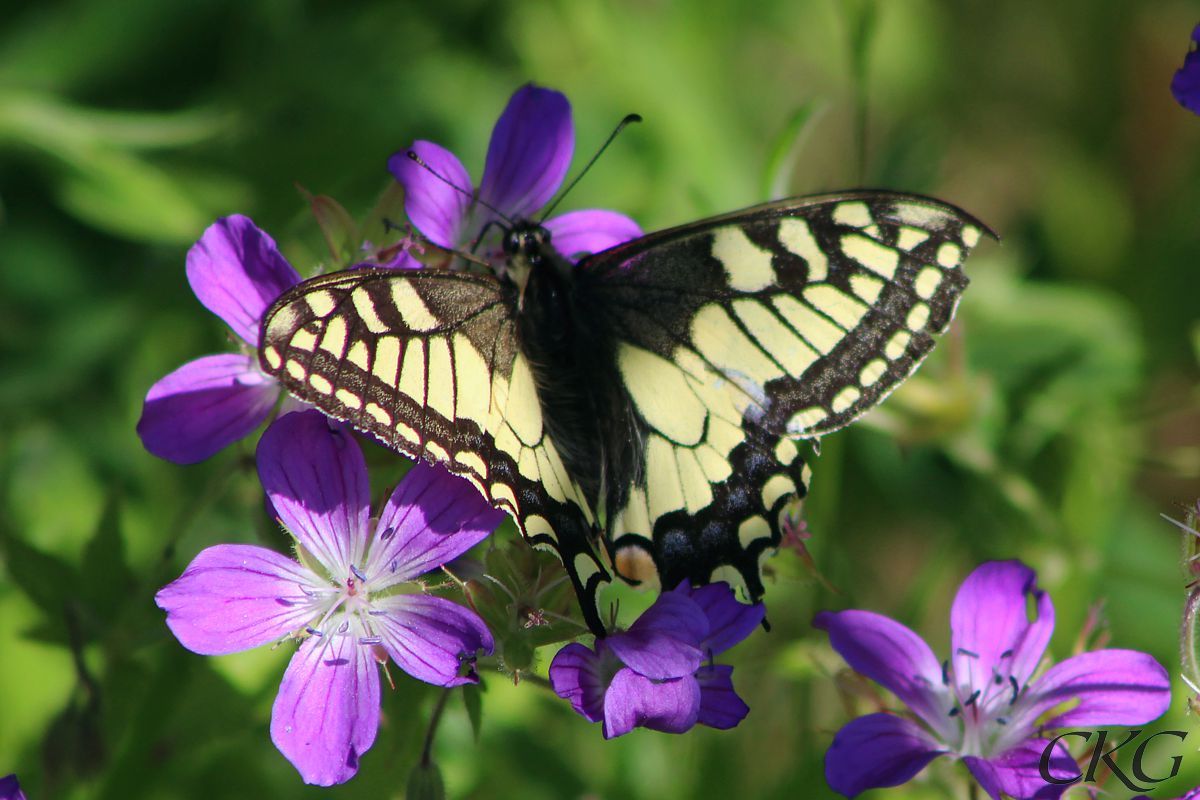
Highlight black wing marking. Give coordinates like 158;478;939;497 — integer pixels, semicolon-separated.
258;268;611;634
578;191;990;598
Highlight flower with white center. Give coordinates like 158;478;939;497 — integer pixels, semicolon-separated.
156;410;503;785
815;560;1171;800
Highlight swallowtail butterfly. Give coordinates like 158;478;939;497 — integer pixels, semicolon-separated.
259;191;990;634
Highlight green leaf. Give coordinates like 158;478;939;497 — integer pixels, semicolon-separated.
54;148;214;244
360;179;408;246
462;683;483;742
761;100;824;200
0;523;82;624
79;494;137;631
406;760;446;800
299;187;360;266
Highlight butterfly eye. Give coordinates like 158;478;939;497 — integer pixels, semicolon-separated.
502;229;520;255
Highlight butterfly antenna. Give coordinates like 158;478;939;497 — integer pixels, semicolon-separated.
405;150;515;226
539;113;642;223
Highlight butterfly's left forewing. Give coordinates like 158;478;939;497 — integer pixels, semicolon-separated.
259;269;612;633
580;191;989;595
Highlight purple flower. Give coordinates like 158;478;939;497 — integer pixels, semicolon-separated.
1173;24;1200;115
815;560;1172;800
0;775;25;800
156;410;504;785
549;581;763;738
137;215;303;463
388;84;643;267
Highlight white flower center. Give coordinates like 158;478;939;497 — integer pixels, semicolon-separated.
940;649;1035;758
303;565;385;648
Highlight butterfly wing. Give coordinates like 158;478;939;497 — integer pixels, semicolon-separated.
577;190;990;594
259;268;612;633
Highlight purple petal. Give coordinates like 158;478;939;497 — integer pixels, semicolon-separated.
138;353;279;464
388;140;472;249
365;462;503;588
256;411;371;576
549;641;609;722
271;634;379;786
186;215;301;346
479;85;573;219
377;248;423;271
606;591;707;680
1021;649;1171;729
602;668;700;739
371;594;493;687
696;664;749;730
0;774;26;800
1173;24;1200;116
543;209;643;262
824;713;946;798
964;739;1074;800
156;544;321;655
950;561;1054;696
814;609;955;739
682;581;764;656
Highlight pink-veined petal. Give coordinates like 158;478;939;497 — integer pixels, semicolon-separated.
543;209;643;262
824;713;947;798
388;140;472;249
814;609;956;740
365;462;503;588
479;85;572;219
271;634;380;786
257;411;371;576
1020;649;1171;729
963;738;1074;800
602;668;700;739
549;641;609;722
186;215;301;346
138;353;279;464
951;560;1054;695
156;544;322;655
371;594;493;687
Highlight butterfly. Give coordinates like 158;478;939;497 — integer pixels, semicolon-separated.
258;191;990;634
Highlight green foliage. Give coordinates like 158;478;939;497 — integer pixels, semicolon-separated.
2;0;1199;798
406;761;446;800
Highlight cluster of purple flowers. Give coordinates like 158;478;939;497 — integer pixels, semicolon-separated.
132;82;1185;796
550;581;762;738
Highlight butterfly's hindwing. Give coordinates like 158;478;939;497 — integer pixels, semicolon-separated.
259;269;612;632
610;425;811;597
581;191;988;595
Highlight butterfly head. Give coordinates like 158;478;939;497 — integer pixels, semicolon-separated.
501;220;572;301
502;222;550;264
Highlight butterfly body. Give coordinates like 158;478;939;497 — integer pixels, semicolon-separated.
507;222;620;508
259;191;991;634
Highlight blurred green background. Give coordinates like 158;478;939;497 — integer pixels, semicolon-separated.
2;0;1199;797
